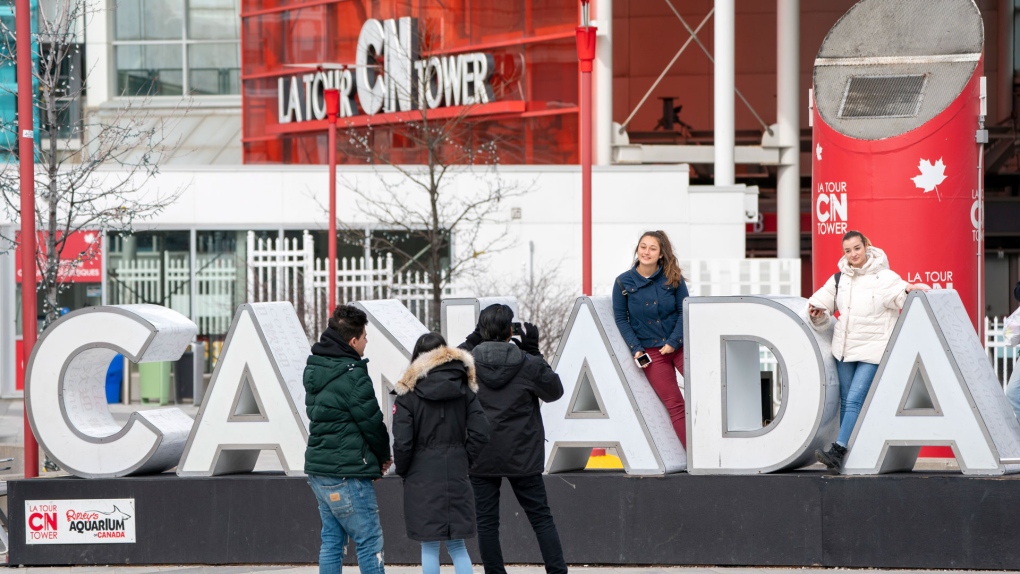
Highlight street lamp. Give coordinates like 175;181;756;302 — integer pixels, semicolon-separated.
324;88;340;312
576;0;597;296
283;63;363;312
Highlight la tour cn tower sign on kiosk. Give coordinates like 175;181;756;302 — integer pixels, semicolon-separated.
277;17;496;124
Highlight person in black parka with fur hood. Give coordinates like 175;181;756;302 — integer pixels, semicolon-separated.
393;333;490;574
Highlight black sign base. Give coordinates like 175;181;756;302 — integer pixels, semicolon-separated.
8;471;1020;568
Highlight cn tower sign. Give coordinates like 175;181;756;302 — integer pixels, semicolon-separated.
277;17;496;124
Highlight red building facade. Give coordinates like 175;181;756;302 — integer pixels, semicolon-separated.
241;0;579;164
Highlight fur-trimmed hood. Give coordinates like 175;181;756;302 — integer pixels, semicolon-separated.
395;346;477;397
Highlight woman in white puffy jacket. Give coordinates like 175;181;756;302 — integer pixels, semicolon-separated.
807;231;928;472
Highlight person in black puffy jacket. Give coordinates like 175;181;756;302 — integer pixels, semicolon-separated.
460;304;566;574
392;333;489;574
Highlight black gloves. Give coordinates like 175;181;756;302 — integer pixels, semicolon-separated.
520;322;541;356
461;327;483;351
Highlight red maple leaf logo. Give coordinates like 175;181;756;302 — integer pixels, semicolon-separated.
910;157;947;201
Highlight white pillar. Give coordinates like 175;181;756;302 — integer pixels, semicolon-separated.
776;0;800;259
999;0;1014;123
594;0;613;165
190;228;198;322
714;0;735;186
85;0;110;108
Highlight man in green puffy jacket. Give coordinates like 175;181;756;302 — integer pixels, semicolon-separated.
304;305;392;574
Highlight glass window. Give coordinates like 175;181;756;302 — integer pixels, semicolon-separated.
113;0;240;95
115;44;185;96
106;231;192;318
36;48;85;141
188;43;239;95
188;0;240;40
115;0;184;40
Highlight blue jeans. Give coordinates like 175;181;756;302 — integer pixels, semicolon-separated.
1006;365;1020;422
421;539;473;574
308;475;385;574
835;360;880;448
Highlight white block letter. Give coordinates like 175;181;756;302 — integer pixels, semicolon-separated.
544;297;687;475
26;305;197;478
356;19;386;115
685;296;839;474
177;303;310;476
440;297;518;346
843;291;1020;475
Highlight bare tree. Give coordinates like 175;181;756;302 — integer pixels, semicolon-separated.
324;18;528;330
473;264;577;358
0;0;183;325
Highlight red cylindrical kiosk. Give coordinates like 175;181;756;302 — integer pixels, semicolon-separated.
811;0;984;329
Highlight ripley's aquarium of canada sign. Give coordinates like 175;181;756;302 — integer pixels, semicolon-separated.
23;291;1020;480
277;17;495;124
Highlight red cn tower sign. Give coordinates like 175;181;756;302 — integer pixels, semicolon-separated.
810;0;984;329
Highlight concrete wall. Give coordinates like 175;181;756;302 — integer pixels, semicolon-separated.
104;164;748;296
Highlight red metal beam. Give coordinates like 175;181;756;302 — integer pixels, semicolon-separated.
266;100;527;136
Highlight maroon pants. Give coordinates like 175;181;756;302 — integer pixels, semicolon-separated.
642;347;686;448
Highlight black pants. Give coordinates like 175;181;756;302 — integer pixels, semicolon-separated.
470;474;567;574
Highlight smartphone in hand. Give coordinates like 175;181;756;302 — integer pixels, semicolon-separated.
635;352;652;368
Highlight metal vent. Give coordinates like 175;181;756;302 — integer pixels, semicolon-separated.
838;75;927;119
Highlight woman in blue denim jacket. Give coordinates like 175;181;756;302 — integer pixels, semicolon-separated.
612;230;690;447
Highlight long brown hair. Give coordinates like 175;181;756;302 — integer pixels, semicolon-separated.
633;230;683;287
842;230;872;247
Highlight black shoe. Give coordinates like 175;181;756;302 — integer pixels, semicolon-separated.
815;443;846;472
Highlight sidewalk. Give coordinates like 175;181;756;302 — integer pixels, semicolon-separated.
5;567;1017;574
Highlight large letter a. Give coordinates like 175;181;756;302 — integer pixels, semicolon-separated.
177;303;310;476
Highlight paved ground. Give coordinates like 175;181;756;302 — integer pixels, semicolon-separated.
5;568;1019;574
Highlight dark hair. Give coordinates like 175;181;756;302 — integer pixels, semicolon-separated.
633;230;683;287
842;230;872;247
412;332;447;361
478;304;514;342
329;305;368;344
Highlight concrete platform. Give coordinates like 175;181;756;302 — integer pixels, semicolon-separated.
8;471;1020;569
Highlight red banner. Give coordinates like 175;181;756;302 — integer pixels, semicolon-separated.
811;67;982;330
15;230;103;284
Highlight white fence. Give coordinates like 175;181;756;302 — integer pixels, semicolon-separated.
246;231;446;339
986;316;1020;387
682;258;802;297
108;251;237;336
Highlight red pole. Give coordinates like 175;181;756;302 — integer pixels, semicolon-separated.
325;89;340;312
16;0;39;478
576;3;597;297
580;69;593;296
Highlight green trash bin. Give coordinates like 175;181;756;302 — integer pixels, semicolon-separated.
139;361;171;405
